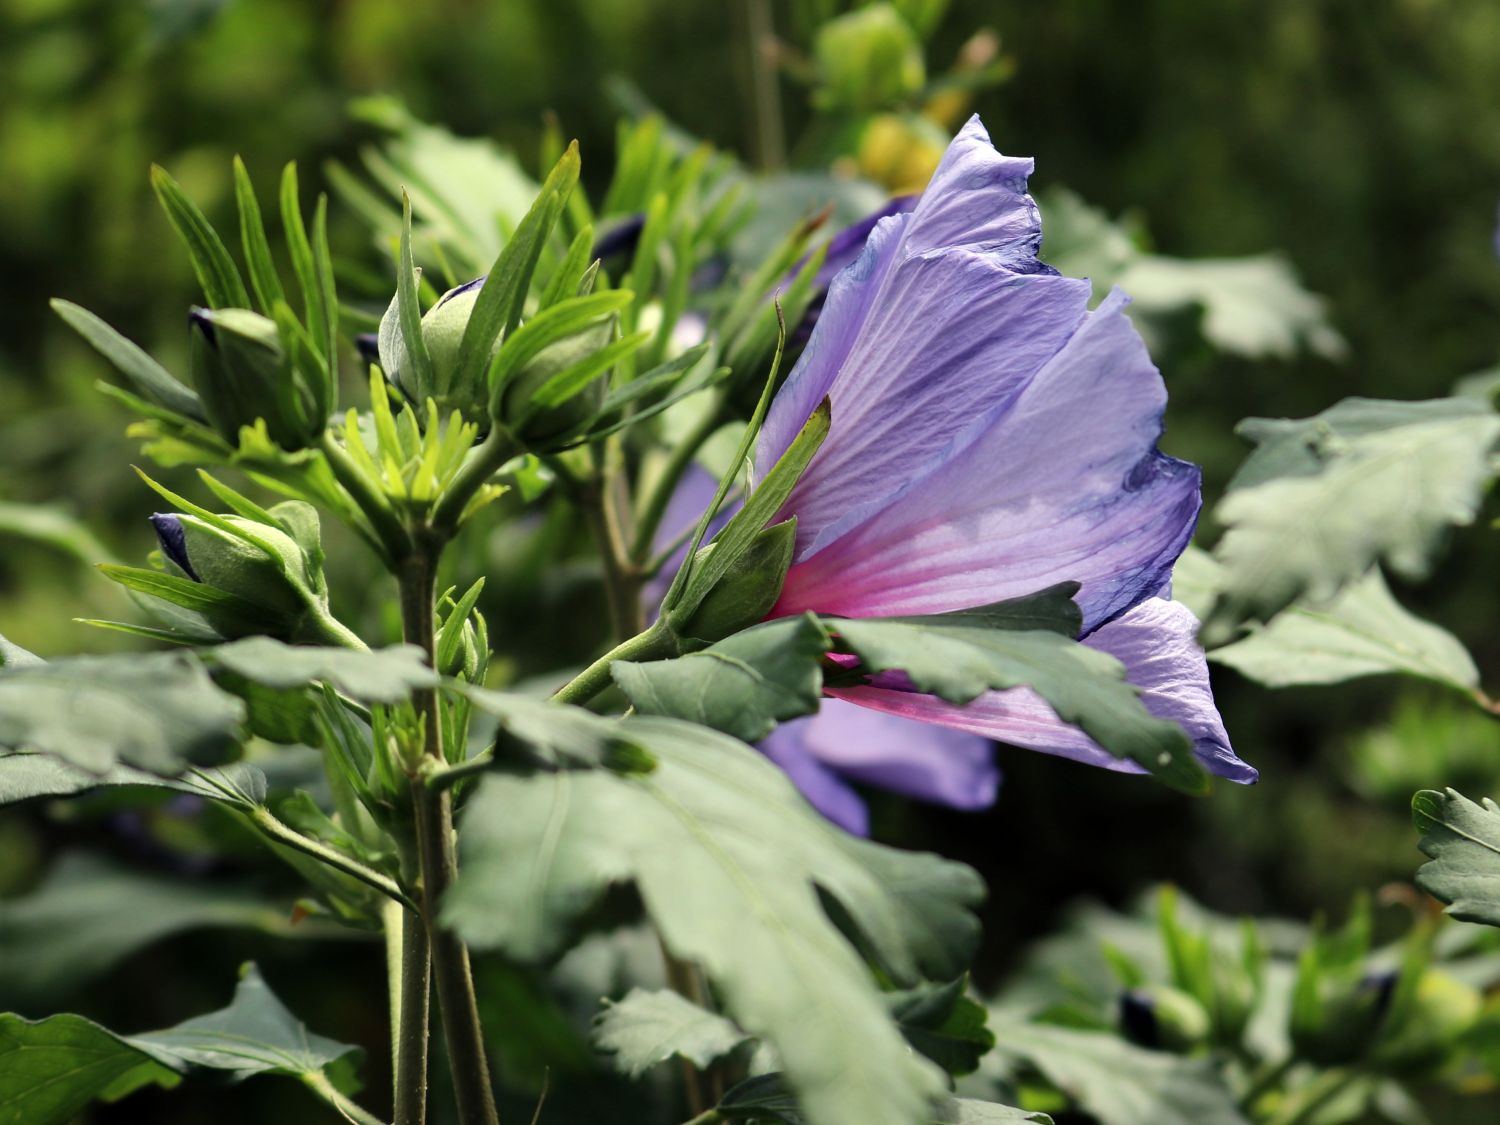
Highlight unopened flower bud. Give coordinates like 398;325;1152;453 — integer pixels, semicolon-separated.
189;307;321;450
668;519;797;643
1373;970;1482;1074
148;502;351;645
497;316;614;449
1118;987;1211;1053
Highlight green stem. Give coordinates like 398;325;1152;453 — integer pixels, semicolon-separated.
551;620;677;707
630;389;726;564
425;750;495;794
302;1068;390;1125
582;479;643;643
399;549;500;1125
430;426;517;534
1239;1056;1295;1114
387;898;431;1125
308;607;372;652
247;806;417;912
741;0;785;171
680;1110;724;1125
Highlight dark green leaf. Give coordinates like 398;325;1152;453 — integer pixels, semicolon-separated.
447;715;982;1125
830;616;1206;794
612;614;830;743
1413;789;1500;928
207;638;437;703
0;753;265;808
0;965;361;1125
591;988;749;1078
887;977;995;1077
456;685;653;771
0;652;245;773
1205;398;1500;638
0;855;300;1005
985;1016;1248;1125
714;1074;1051;1125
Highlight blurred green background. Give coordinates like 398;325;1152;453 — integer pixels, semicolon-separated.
2;0;1499;1121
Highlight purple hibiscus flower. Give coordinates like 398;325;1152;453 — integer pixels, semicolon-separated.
752;114;1255;788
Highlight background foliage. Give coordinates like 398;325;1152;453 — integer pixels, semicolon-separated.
2;0;1499;1122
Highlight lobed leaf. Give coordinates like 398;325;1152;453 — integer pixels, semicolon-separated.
1413;788;1500;929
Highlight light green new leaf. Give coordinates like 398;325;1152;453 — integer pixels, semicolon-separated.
1206;399;1500;637
447;715;983;1125
612;614;830;743
0;855;299;1005
592;988;749;1078
986;1017;1249;1125
208;637;437;702
0;652;245;773
0;965;361;1125
1413;789;1500;928
1211;568;1480;696
831;617;1206;794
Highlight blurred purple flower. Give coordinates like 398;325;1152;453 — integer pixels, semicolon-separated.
755;115;1255;786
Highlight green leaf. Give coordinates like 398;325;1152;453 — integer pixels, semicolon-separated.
98;564;280;635
149;164;250;309
0;753;264;808
50;300;204;420
0;652;245;773
206;638;437;703
1210;568;1480;696
0;965;361;1125
0;1013;181;1124
447;715;983;1125
985;1017;1249;1125
455;142;581;398
830;615;1206;794
713;1074;1051;1125
232;156;286;314
456;685;654;770
396;191;436;401
130;964;362;1082
1413;789;1500;928
613;614;830;743
486;289;633;401
1205;399;1500;638
591;988;749;1078
888;977;995;1077
0;855;298;1005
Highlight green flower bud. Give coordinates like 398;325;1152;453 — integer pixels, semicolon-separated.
1373;970;1482;1074
1119;987;1212;1053
668;519;796;644
498;316;614;448
149;502;353;645
814;4;926;113
189;307;320;450
1291;968;1395;1067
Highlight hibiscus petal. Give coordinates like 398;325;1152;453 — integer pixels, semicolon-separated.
755;116;1074;537
827;596;1255;784
759;721;873;835
760;698;1000;836
774;287;1200;633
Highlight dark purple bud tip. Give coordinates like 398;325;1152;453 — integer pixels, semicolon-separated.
436;276;487;309
1359;969;1400;1025
1119;989;1160;1048
188;307;217;347
355;332;382;367
149;513;200;581
593;213;646;262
